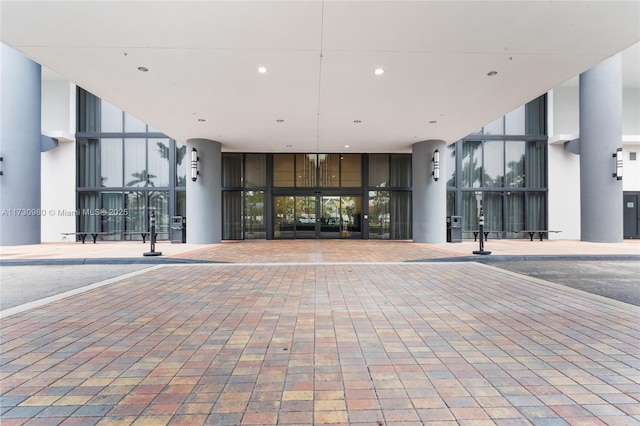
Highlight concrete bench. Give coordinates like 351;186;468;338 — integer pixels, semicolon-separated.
520;230;562;241
61;232;113;244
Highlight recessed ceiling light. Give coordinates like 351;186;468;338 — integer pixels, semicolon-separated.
374;68;385;75
197;118;206;122
344;145;350;148
353;120;361;124
487;70;498;76
429;120;438;124
137;66;149;72
285;144;293;148
276;119;284;123
257;66;268;74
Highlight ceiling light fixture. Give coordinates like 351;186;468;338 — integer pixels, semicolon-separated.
374;68;385;75
353;120;361;124
276;119;284;123
137;66;149;72
197;118;206;122
487;70;498;76
257;66;268;74
344;145;350;148
429;120;438;124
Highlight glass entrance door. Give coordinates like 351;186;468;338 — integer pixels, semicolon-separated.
273;195;362;239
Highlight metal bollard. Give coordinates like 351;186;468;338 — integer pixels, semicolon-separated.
143;211;162;257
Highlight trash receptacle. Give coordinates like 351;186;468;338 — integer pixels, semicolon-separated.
170;216;186;243
447;215;462;243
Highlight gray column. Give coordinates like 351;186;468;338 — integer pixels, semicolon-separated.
579;54;623;243
412;140;447;243
186;138;221;244
0;45;41;246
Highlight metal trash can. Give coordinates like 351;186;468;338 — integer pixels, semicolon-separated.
170;216;186;243
447;215;462;243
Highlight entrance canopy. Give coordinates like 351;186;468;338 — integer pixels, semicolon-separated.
2;1;639;152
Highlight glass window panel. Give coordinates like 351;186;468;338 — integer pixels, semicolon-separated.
100;100;123;132
526;192;546;230
369;191;390;239
124;138;146;187
446;144;456;187
148;125;162;133
446;191;455;217
506;192;524;237
149;191;170;236
483;116;503;135
484;192;503;233
245;154;266;187
461;141;482;188
176;191;186;217
273;154;294;187
505;142;525;188
505;105;525;134
340;154;361;187
526;141;546;188
101;192;124;240
223;191;242;239
176;141;187;187
124;113;147;133
77;89;99;132
297;154;318;187
341;196;362;238
369;154;389;187
274;195;295;238
525;95;546;135
100;140;123;187
222;153;243;187
244;190;265;239
77;139;100;187
78;192;100;234
390;191;411;239
125;191;146;236
148;138;170;187
297;195;317;238
483;141;504;187
389;154;411;187
318;154;339;187
462;191;480;231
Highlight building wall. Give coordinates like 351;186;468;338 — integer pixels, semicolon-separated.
41;80;77;242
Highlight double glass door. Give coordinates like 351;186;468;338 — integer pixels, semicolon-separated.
274;195;362;239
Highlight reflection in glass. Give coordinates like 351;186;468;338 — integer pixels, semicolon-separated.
446;144;456;187
176;191;186;217
296;196;316;238
390;191;411;239
124;113;146;133
526;141;546;187
148;138;170;187
505;105;525;134
483;141;504;187
446;191;455;217
126;191;146;238
369;191;390;239
149;191;169;234
244;191;265;239
506;192;524;237
176;141;187;187
462;191;479;232
101;192;124;240
124;139;146;187
77;139;99;187
100;140;123;187
274;154;294;187
274;196;295;238
484;192;503;235
505;142;525;188
319;154;339;187
297;154;318;187
483;116;503;135
461;141;481;188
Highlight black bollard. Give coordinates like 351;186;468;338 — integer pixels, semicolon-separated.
143;211;162;257
472;199;491;255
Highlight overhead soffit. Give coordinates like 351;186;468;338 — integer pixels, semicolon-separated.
1;1;639;153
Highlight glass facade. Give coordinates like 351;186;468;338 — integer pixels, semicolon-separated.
75;89;185;241
447;95;548;238
75;90;547;242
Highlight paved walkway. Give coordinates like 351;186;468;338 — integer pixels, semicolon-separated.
1;240;639;425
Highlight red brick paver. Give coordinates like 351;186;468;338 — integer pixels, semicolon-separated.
1;242;639;425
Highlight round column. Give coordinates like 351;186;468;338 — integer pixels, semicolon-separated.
0;45;42;246
186;138;221;244
579;54;623;243
412;140;447;243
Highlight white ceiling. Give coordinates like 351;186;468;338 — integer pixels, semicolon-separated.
2;1;639;153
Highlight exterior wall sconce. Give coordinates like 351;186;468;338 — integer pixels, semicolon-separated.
432;149;440;181
0;156;3;176
191;148;199;182
613;147;622;180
